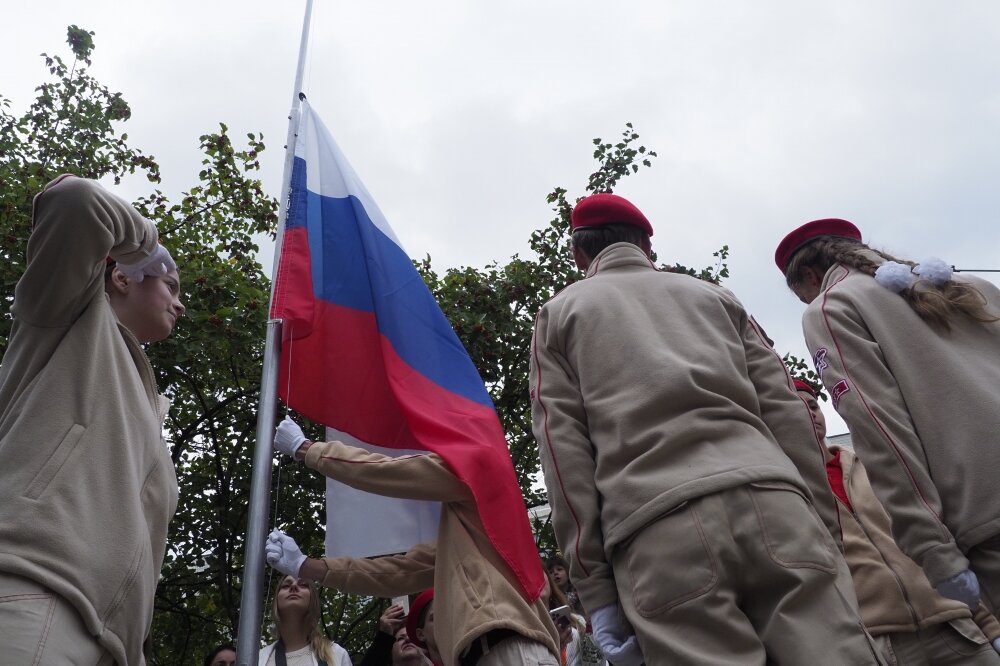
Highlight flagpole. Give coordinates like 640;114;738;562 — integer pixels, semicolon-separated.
237;0;313;663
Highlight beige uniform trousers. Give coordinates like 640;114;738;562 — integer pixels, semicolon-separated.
612;482;883;666
0;572;114;665
875;618;999;666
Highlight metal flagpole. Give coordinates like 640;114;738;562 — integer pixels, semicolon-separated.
236;0;313;663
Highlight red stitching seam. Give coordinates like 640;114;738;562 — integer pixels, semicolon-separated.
531;313;591;578
819;266;949;538
746;317;843;541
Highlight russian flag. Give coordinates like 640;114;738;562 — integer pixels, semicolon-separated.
270;100;544;600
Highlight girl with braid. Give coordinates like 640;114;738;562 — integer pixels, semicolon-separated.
775;218;1000;621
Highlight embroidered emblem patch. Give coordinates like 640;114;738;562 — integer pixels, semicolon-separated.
813;348;829;380
831;379;851;409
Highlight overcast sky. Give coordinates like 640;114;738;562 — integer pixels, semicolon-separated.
5;1;1000;434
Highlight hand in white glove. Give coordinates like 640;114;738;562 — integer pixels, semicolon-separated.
992;637;1000;655
936;569;980;609
604;635;644;666
274;416;307;458
590;604;644;666
265;528;307;577
116;244;177;283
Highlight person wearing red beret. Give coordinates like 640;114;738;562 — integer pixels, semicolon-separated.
529;193;882;664
777;219;1000;621
794;380;1000;664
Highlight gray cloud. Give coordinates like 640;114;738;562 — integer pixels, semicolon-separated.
5;0;1000;434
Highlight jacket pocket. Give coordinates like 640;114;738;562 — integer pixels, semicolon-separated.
104;537;151;626
620;501;718;617
748;481;837;572
941;617;989;656
24;423;86;500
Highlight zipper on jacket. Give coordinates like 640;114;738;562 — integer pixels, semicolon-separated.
842;454;921;629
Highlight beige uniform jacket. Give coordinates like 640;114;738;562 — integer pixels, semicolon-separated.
529;243;836;613
303;440;560;666
0;176;178;664
833;447;1000;640
803;262;1000;586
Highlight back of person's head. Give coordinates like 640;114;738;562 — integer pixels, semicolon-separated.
570;193;652;262
271;576;334;664
777;219;997;330
203;644;236;666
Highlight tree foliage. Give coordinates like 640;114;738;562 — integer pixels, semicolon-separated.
1;25;821;665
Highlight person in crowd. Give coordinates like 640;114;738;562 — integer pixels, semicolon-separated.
776;219;1000;614
262;418;561;666
0;175;185;664
530;193;882;664
358;603;408;666
405;589;440;665
258;575;352;666
546;570;601;666
390;626;432;666
205;644;237;666
546;555;585;619
795;379;1000;664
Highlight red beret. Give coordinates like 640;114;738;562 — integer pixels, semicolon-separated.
406;588;434;648
793;379;818;398
570;193;653;236
774;218;861;272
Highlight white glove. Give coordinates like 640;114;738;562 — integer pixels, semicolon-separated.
274;416;307;458
936;569;980;609
115;244;176;282
265;528;307;577
604;635;644;666
590;604;644;666
992;637;1000;654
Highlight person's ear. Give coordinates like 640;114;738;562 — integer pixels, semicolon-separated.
640;235;652;258
802;265;823;288
572;244;591;271
108;268;130;295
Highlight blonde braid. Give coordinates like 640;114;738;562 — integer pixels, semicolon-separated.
785;237;998;330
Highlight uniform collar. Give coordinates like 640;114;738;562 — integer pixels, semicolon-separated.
585;242;656;278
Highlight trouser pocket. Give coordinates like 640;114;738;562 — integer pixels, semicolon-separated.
621;501;719;616
747;481;837;572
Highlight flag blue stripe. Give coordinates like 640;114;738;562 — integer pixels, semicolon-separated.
287;156;493;408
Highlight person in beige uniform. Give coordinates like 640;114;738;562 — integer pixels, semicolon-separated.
0;175;184;664
263;417;561;666
529;193;882;665
795;379;1000;665
776;218;1000;616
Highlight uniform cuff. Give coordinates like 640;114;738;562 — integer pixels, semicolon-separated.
921;541;970;587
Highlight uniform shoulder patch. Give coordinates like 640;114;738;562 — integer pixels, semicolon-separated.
813;347;829;381
831;379;851;409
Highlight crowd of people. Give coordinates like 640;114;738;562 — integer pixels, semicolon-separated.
3;175;1000;665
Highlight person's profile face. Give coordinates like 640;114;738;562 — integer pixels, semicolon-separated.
111;268;185;343
798;390;827;439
